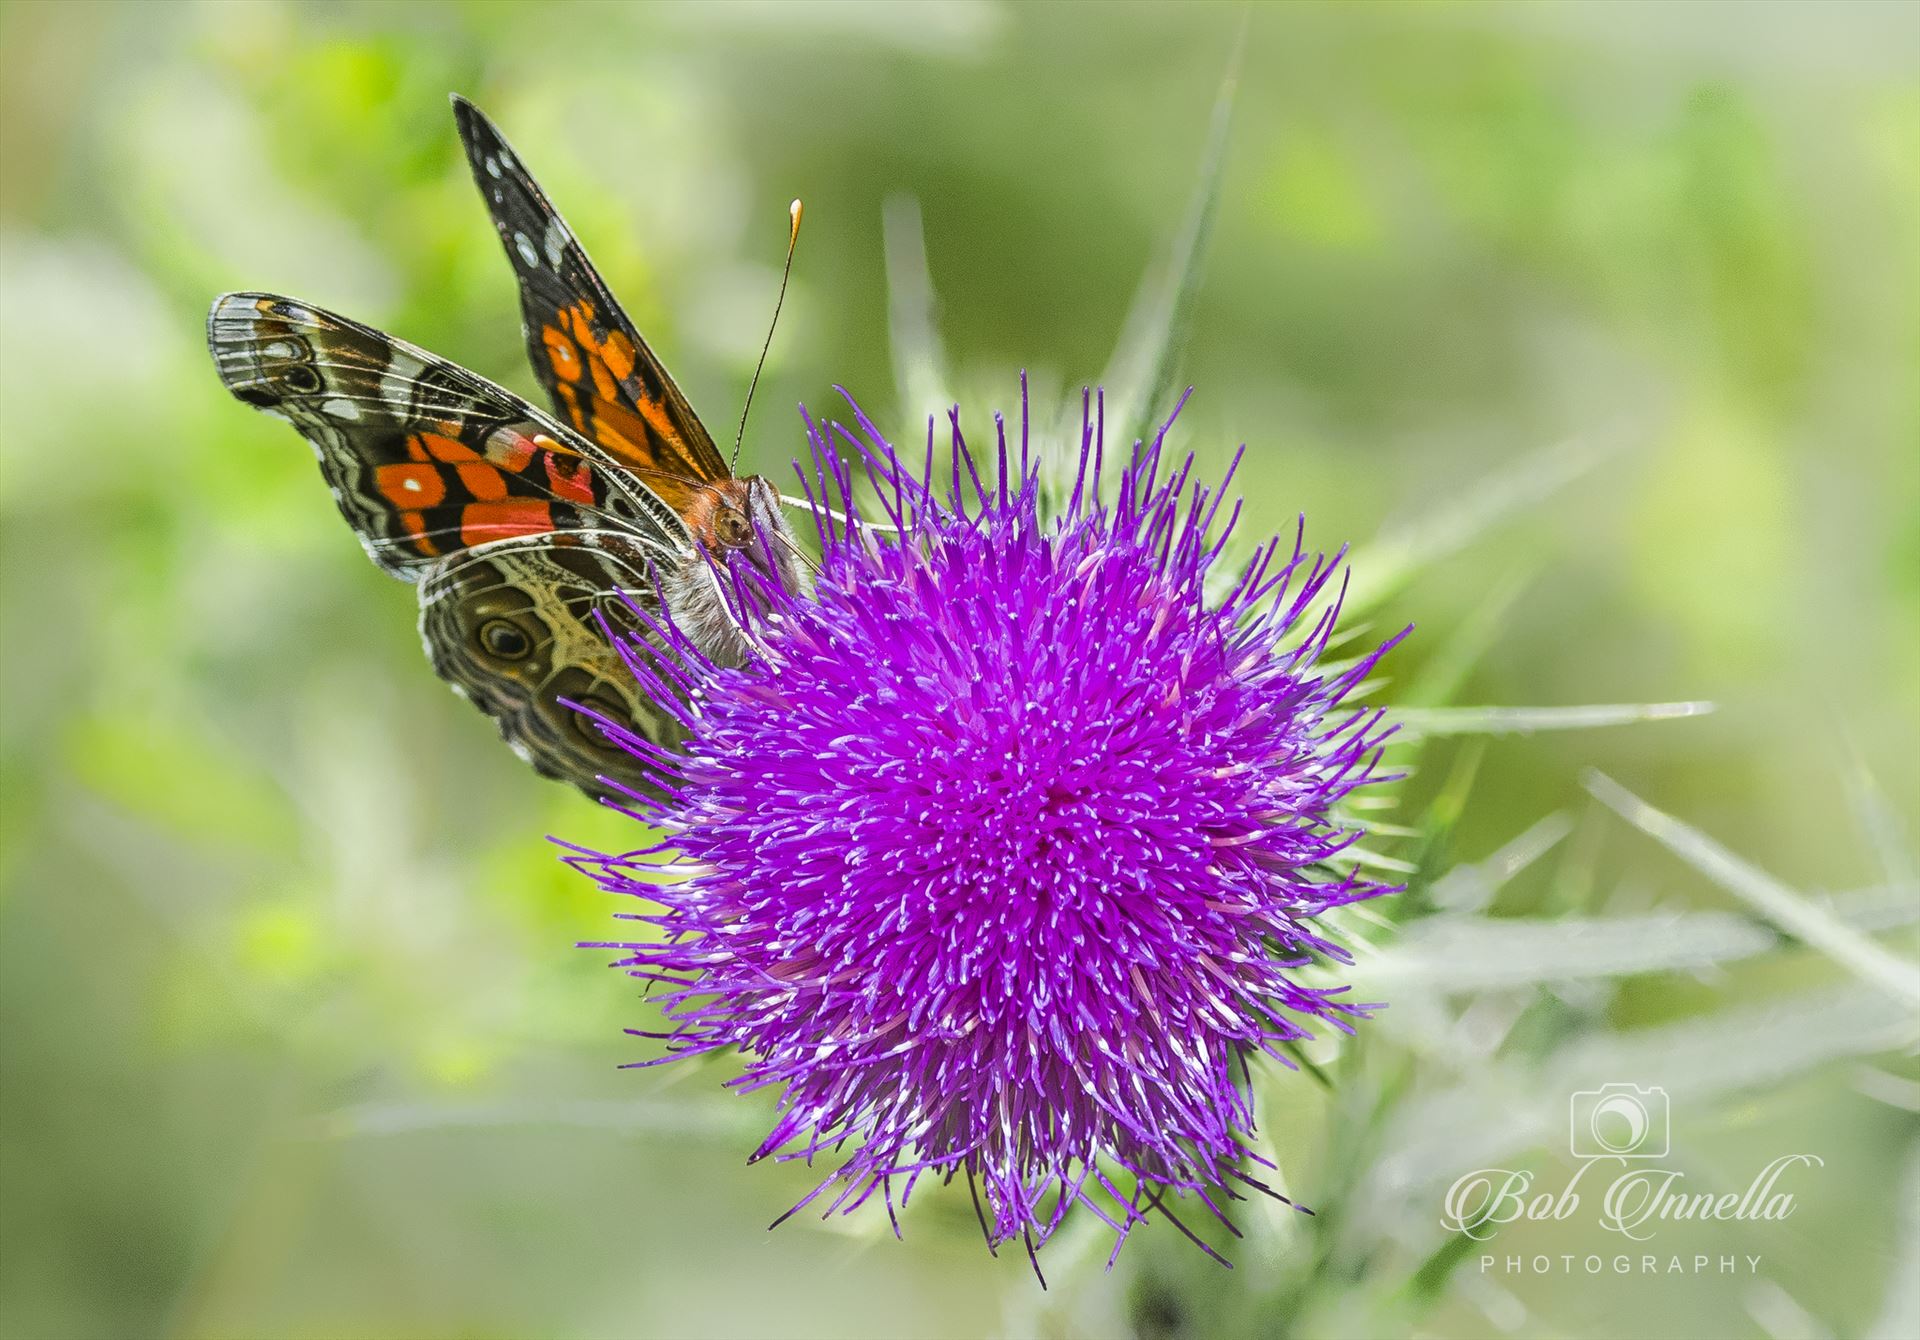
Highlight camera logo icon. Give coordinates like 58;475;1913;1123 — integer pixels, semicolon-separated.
1570;1082;1670;1159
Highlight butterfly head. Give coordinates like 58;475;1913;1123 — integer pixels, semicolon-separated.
694;477;810;597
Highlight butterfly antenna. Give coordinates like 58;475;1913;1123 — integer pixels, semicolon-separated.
732;199;803;472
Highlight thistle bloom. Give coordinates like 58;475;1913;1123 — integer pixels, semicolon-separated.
569;386;1404;1263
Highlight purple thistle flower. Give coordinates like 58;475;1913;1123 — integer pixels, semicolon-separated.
567;384;1405;1266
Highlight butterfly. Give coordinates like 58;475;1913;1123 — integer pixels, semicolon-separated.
208;96;809;799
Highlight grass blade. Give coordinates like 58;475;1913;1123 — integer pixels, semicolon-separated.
882;193;952;431
1364;885;1920;991
1344;431;1628;617
1843;738;1917;892
1090;26;1242;452
1397;702;1715;736
1586;770;1920;1010
1866;1143;1920;1340
1426;811;1574;913
1400;572;1530;709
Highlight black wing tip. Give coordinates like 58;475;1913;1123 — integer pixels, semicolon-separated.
448;91;479;130
449;92;504;156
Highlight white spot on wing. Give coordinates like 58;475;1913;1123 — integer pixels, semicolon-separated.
322;398;363;421
485;156;502;179
380;349;428;410
543;219;567;267
514;232;540;268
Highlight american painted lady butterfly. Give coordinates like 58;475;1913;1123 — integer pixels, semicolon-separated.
209;97;809;798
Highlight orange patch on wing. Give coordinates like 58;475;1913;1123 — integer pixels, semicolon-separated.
554;297;717;489
587;353;618;403
543;325;583;384
601;330;637;383
401;512;441;557
632;395;689;458
414;431;481;463
456;462;508;501
377;462;446;508
591;397;655;456
568;305;628;395
460;500;552;547
555;380;587;432
584;400;702;507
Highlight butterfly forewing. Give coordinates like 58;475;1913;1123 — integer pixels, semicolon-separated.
208;293;691;576
450;96;733;510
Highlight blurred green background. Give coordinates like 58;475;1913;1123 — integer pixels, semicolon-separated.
2;2;1917;1338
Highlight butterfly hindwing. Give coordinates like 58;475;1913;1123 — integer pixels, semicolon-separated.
418;531;682;797
450;95;732;514
208;292;691;577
